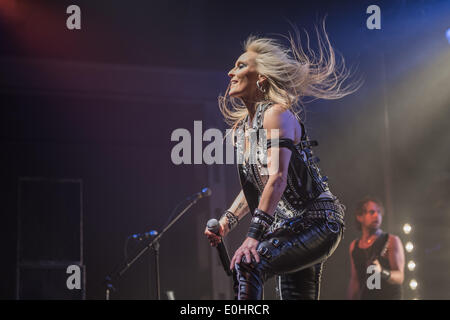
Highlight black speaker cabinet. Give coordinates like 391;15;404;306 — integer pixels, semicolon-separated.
16;178;85;299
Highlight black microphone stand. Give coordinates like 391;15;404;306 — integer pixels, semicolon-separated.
104;194;203;300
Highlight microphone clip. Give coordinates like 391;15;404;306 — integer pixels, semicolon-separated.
131;230;158;241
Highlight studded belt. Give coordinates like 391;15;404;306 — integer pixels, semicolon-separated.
305;200;346;225
266;199;345;236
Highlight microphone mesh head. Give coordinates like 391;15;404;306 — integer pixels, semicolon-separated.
207;218;220;233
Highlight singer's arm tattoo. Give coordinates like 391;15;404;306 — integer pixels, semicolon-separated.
219;190;249;234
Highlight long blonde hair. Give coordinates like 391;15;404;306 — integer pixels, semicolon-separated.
218;18;362;132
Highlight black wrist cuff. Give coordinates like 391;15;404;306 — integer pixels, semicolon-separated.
380;268;391;281
253;208;275;225
246;209;274;241
247;220;266;241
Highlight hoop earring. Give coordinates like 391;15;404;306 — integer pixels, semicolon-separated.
256;80;266;93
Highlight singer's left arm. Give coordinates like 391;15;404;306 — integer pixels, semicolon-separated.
256;105;296;215
230;105;295;268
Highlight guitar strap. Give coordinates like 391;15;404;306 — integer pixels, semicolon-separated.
367;232;389;266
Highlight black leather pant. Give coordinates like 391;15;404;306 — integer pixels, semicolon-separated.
234;215;344;300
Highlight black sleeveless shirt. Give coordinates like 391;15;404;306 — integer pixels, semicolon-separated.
352;232;402;300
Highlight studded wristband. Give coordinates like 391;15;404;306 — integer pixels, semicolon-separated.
221;210;239;232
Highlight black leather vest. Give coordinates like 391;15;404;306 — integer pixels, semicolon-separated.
236;101;331;223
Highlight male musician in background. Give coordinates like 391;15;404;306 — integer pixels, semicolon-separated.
347;197;405;299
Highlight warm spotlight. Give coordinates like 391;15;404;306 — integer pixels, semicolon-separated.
403;223;412;234
405;241;414;252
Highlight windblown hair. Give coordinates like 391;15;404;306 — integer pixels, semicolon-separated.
218;18;362;132
354;196;385;231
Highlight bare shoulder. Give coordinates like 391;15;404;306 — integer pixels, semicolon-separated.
263;103;290;123
266;103;288;114
263;103;297;138
388;234;403;250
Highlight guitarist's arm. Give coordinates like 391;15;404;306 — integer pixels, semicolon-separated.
374;235;405;285
385;235;405;285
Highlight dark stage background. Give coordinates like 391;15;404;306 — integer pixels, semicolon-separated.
1;0;449;299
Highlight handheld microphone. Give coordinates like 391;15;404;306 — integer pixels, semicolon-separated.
207;218;232;276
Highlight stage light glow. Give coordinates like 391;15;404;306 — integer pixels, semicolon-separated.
408;260;416;271
405;242;414;252
409;279;418;290
403;223;412;234
446;28;450;44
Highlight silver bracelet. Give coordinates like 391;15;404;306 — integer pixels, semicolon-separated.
222;210;239;231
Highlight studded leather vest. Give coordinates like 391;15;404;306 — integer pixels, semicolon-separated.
236;101;332;226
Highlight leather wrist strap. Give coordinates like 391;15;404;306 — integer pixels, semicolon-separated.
380;268;391;281
247;208;274;241
247;220;266;241
253;208;274;225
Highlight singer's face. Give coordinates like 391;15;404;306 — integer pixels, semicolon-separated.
227;51;259;99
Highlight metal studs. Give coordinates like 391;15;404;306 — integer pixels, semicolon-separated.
258;247;272;259
271;238;281;248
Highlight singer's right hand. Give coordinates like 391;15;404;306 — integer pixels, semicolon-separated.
204;223;225;247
